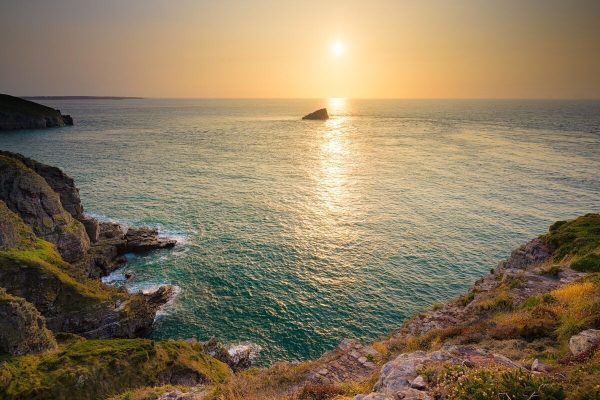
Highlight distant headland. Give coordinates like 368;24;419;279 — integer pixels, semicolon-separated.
21;96;144;100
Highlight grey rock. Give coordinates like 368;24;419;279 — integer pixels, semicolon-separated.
570;329;600;356
126;226;176;253
531;358;552;373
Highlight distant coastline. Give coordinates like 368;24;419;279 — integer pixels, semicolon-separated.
21;96;144;100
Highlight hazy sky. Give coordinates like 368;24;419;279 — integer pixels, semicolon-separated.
1;0;599;98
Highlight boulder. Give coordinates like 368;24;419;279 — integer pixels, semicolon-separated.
570;329;600;356
302;108;329;120
0;288;57;355
126;227;176;253
531;358;552;373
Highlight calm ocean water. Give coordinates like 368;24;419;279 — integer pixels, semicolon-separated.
0;98;598;364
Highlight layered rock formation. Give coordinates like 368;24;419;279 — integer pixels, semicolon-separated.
0;94;74;129
302;108;329;120
0;288;57;355
0;151;178;341
0;154;90;261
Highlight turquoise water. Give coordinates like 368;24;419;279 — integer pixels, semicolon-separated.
0;99;599;364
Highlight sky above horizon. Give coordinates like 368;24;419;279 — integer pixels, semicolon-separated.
1;0;599;99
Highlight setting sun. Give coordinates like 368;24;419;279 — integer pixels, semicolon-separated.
332;41;344;55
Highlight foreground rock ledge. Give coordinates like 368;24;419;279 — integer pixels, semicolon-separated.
302;108;329;120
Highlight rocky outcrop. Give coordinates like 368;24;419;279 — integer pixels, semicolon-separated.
0;94;74;130
126;227;177;253
202;337;254;371
570;329;600;356
0;288;57;355
0;151;85;218
0;154;90;261
0;186;176;339
306;339;379;385
393;237;583;340
496;238;551;271
0;201;35;250
354;346;522;400
302;108;329;120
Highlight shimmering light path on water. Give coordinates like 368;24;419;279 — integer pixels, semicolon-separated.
0;99;598;364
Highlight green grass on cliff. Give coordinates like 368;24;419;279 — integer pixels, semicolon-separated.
543;213;600;267
0;239;122;312
0;337;230;400
0;94;62;119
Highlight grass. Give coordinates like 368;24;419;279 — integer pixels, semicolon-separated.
0;239;120;313
543;213;600;263
571;254;600;273
0;338;230;400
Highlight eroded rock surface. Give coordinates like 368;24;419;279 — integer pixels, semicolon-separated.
570;329;600;356
126;226;177;253
0;288;57;355
0;154;90;261
354;346;521;400
307;339;380;385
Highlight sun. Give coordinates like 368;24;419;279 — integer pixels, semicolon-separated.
332;42;344;55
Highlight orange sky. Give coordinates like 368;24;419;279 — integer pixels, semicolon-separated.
1;0;599;98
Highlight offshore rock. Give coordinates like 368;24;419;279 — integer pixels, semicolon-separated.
126;226;177;253
0;288;57;355
0;94;74;129
0;154;90;261
302;108;329;120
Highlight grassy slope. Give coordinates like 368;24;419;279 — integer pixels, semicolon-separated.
0;94;61;119
0;336;230;400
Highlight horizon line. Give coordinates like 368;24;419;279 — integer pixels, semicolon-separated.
14;95;600;101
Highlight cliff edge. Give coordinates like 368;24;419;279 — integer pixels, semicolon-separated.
0;94;73;129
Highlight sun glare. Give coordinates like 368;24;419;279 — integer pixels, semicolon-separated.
332;42;344;55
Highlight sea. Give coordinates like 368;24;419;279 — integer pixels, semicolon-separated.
0;98;598;364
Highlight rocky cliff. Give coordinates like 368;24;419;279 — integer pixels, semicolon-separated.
0;151;180;342
1;150;599;400
0;94;74;129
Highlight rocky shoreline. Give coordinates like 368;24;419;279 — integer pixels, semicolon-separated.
1;150;599;399
0;151;179;340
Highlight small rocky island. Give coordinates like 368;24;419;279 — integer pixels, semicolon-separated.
302;108;329;120
0;94;74;129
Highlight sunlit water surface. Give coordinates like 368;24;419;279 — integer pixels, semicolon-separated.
0;99;598;364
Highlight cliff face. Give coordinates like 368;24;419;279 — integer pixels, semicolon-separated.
0;94;73;130
0;152;179;342
0;288;57;355
0;154;90;262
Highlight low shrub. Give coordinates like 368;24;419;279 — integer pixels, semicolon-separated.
539;265;562;277
571;254;600;273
